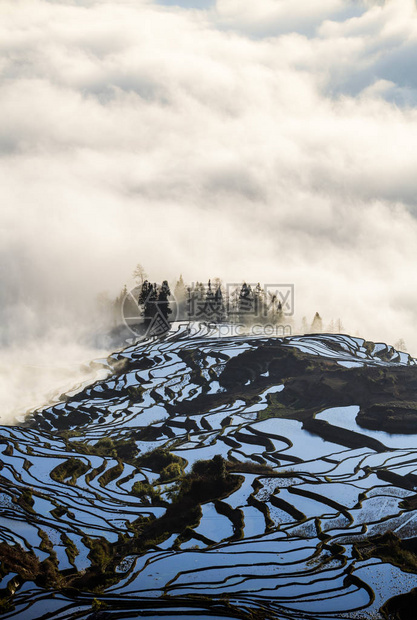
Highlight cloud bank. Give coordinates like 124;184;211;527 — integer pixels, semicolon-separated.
1;0;417;418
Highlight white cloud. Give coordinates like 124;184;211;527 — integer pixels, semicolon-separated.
213;0;356;37
1;0;417;419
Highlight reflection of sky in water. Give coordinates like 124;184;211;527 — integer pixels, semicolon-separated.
251;417;347;462
317;405;417;450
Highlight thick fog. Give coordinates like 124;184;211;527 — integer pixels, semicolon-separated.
1;0;417;421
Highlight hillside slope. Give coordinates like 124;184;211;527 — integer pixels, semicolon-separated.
1;324;417;618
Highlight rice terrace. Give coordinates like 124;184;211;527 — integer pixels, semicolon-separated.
1;323;417;618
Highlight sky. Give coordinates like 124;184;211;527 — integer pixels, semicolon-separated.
1;0;417;419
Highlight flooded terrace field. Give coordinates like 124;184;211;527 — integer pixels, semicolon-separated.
1;324;417;619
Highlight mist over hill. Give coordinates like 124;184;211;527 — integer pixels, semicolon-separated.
2;2;417;615
2;0;417;364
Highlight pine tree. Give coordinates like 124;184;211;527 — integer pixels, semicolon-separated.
227;286;240;322
174;275;188;320
276;300;284;325
394;338;407;352
311;312;323;333
113;285;128;325
203;279;215;321
266;290;280;323
239;283;254;323
253;283;263;320
213;284;226;322
133;263;147;285
187;281;205;320
138;281;156;320
158;280;172;322
326;319;335;333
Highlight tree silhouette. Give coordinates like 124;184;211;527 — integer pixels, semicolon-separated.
213;284;225;322
133;263;147;285
239;283;254;323
253;283;263;320
174;275;188;320
158;280;172;322
394;338;407;352
311;312;323;333
139;281;156;321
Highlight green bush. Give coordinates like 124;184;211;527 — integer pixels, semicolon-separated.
84;538;113;572
98;461;124;487
192;454;226;480
132;481;161;503
159;462;183;482
135;448;184;472
50;458;89;485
